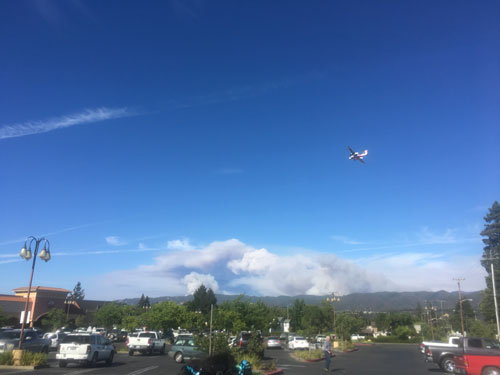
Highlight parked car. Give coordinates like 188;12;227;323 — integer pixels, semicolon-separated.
56;333;115;368
316;335;327;344
453;337;500;375
288;336;309;350
127;331;166;355
265;336;282;349
168;337;206;363
350;334;366;341
233;331;252;349
43;332;67;351
0;329;50;353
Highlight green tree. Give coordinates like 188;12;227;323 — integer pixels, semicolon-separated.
94;303;124;330
335;313;365;341
450;300;475;333
187;285;217;316
393;325;417;340
480;201;500;322
75;314;90;328
374;313;391;333
196;332;231;355
415;302;424;321
467;320;497;338
41;308;66;331
70;282;85;301
137;294;151;309
289;299;306;332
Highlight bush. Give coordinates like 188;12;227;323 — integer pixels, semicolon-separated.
0;352;13;365
20;351;48;367
245;332;264;358
293;349;324;360
232;351;264;371
196;333;231;355
372;336;421;344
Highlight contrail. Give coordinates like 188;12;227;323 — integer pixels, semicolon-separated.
0;107;133;140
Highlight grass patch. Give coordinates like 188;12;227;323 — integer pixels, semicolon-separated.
337;340;356;351
292;349;324;360
0;352;13;365
20;351;48;367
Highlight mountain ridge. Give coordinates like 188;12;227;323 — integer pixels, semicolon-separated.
116;290;482;312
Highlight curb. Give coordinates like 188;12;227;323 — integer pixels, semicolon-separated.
264;368;283;375
0;364;49;369
304;358;324;362
344;348;359;352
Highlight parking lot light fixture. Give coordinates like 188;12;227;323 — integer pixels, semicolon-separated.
18;236;52;349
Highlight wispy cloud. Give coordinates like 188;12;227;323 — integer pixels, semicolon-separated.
164;71;323;111
337;227;480;254
331;235;365;245
0;107;133;140
105;236;127;246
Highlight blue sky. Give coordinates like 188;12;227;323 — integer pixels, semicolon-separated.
1;0;498;300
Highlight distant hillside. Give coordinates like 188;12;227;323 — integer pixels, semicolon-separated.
116;290;482;312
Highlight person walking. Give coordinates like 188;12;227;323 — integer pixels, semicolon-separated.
322;335;333;372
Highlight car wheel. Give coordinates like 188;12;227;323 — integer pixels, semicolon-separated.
87;352;98;367
106;351;114;366
128;350;134;356
148;347;153;356
59;361;67;368
160;344;166;355
440;357;455;373
174;352;184;363
42;346;49;354
483;367;500;375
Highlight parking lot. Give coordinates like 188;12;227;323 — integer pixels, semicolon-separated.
0;343;443;375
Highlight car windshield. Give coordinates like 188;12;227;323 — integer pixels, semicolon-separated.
139;332;156;338
62;335;91;344
0;331;20;340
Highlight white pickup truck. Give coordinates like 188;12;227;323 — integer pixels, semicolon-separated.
419;336;460;354
127;331;166;356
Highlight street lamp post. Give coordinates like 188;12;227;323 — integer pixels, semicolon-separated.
18;236;51;349
326;293;340;334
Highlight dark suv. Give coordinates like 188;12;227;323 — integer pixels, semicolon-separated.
233;332;252;349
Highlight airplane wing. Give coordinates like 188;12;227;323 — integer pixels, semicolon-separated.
358;158;366;164
347;146;355;154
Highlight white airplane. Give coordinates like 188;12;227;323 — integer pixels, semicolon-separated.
348;146;368;164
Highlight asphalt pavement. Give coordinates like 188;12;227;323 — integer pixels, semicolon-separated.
0;343;445;375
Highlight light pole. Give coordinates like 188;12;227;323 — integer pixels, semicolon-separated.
18;236;52;349
453;278;465;336
326;293;340;334
485;251;500;339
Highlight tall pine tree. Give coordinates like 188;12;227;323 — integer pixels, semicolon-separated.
71;282;85;301
480;201;500;322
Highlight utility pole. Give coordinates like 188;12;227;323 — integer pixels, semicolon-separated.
454;278;465;336
437;300;446;318
486;251;500;339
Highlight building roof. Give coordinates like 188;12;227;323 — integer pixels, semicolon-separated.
13;286;71;294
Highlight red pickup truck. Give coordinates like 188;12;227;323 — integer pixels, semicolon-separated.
453;337;500;375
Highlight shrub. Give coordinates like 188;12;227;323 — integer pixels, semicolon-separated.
0;352;13;365
20;351;48;367
372;336;421;344
293;349;324;360
232;351;264;371
245;332;264;358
